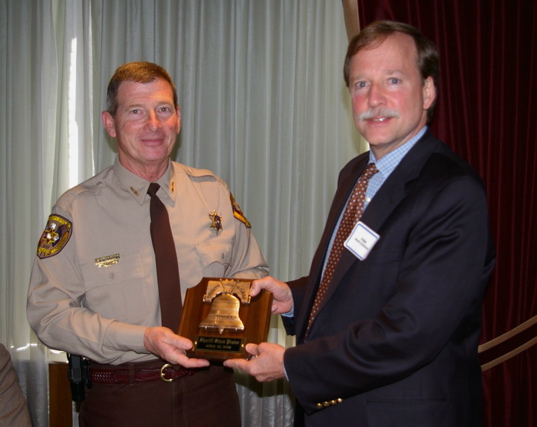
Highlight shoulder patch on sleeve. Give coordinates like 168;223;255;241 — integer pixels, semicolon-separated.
230;194;251;228
37;214;72;259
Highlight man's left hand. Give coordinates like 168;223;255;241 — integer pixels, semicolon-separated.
223;342;286;382
143;326;210;369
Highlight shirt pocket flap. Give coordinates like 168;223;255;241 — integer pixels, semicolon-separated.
195;242;232;267
81;253;144;291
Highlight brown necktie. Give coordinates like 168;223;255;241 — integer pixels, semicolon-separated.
148;183;182;331
307;163;379;333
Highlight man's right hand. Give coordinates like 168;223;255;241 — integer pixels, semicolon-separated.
250;276;294;314
143;327;210;368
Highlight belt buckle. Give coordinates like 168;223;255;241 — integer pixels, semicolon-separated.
160;363;175;382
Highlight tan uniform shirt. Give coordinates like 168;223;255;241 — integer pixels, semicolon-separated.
27;160;268;364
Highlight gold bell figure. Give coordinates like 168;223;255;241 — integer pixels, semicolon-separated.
199;293;245;334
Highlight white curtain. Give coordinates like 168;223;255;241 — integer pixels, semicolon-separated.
0;0;366;425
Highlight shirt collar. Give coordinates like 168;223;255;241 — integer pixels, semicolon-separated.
369;126;427;178
113;159;176;206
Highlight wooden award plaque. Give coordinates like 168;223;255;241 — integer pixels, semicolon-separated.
178;277;273;362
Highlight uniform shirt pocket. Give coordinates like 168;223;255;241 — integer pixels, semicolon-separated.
80;253;151;323
195;242;232;277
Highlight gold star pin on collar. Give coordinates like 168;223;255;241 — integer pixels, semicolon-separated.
209;210;223;235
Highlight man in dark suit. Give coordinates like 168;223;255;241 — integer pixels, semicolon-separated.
225;20;495;426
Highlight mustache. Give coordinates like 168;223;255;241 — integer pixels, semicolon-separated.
358;108;400;121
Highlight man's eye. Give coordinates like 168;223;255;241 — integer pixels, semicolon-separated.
389;78;400;84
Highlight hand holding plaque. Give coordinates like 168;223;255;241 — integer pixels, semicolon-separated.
178;277;273;362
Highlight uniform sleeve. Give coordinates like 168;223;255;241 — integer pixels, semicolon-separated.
27;207;148;364
226;202;269;280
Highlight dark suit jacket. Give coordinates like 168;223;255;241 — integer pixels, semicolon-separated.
283;130;495;427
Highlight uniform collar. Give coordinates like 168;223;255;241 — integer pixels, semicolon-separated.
113;158;177;206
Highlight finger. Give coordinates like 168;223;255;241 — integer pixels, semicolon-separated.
223;358;249;371
175;337;194;350
175;353;210;369
244;343;260;356
252;276;278;294
250;279;263;297
163;333;194;352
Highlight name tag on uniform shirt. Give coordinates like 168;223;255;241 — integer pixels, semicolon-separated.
344;221;379;261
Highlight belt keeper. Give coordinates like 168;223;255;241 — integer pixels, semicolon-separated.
129;363;135;385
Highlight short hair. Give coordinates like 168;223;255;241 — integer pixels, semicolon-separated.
343;21;439;122
106;61;178;115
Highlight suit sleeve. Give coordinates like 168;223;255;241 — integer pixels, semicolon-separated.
281;276;310;335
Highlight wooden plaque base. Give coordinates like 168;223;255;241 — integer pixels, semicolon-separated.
178;277;273;362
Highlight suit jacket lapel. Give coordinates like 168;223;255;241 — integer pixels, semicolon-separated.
305;132;440;335
295;155;369;337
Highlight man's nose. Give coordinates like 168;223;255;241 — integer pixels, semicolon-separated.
368;83;386;107
145;111;161;130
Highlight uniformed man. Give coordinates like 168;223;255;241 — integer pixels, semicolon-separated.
27;61;268;426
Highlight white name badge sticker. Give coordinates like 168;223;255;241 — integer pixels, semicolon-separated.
344;221;380;261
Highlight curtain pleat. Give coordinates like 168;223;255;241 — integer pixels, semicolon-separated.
357;1;537;426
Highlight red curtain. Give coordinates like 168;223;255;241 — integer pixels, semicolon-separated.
356;1;537;426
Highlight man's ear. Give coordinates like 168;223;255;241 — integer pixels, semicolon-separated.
102;111;117;138
175;105;181;135
422;76;436;110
